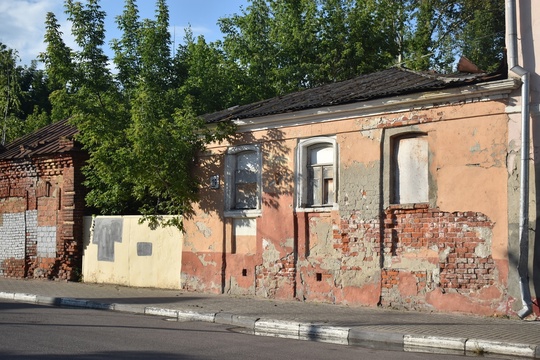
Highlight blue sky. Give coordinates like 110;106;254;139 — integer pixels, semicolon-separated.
0;0;249;66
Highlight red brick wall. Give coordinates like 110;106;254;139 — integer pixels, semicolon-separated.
333;205;499;311
0;153;86;280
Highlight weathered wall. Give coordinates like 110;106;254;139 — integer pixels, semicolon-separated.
82;216;183;289
183;93;517;315
0;154;86;280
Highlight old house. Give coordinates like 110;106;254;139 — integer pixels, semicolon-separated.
0;119;86;280
183;64;521;315
181;0;540;318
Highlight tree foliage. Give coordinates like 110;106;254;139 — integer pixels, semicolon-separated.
1;43;52;145
4;0;504;228
219;0;505;92
40;0;233;230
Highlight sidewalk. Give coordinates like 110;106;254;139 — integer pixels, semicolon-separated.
1;278;539;358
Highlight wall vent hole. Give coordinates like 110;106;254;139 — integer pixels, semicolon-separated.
242;269;248;277
316;273;322;281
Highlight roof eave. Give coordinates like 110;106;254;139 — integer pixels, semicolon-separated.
227;78;520;133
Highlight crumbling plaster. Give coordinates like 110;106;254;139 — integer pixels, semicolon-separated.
180;95;520;314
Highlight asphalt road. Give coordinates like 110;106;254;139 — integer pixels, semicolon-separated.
0;300;495;359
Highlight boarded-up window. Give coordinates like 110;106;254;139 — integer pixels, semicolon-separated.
393;136;428;204
308;145;334;206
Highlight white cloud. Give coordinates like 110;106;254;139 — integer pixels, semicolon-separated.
0;0;73;65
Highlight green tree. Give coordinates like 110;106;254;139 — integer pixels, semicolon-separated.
176;31;245;115
218;0;504;88
219;0;277;100
459;0;505;72
0;44;22;145
1;43;52;145
41;0;233;229
111;0;141;95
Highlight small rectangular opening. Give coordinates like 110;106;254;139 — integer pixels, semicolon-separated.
316;273;322;282
242;269;248;277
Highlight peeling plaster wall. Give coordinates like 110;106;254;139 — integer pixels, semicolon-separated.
183;95;518;316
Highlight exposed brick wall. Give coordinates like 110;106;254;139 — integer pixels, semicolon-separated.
255;251;296;298
0;153;86;280
332;215;381;261
333;205;497;311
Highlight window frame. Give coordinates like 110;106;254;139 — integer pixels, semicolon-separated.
296;137;338;211
224;144;262;218
383;128;434;209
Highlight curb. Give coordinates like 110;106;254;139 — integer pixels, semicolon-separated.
1;291;539;358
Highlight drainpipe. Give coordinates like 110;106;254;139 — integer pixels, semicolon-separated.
506;0;533;319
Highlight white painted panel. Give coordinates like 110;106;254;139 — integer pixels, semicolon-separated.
310;146;333;165
395;136;428;204
233;218;257;236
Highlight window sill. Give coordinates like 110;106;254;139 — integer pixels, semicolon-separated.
224;209;262;218
295;204;338;213
387;203;429;210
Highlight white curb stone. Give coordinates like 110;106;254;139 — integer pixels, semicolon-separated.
404;335;467;351
299;324;349;344
14;293;37;303
145;307;178;318
177;310;215;322
255;319;300;339
466;339;538;358
0;291;15;300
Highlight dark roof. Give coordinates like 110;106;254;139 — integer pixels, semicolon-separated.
203;65;506;123
0;118;81;160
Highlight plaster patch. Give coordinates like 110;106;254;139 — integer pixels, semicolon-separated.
339;161;380;215
439;247;452;262
281;237;294;250
474;227;493;258
391;257;438;272
195;222;212;238
340;270;376;287
197;254;216;267
361;129;382;141
470;142;482;153
262;239;281;264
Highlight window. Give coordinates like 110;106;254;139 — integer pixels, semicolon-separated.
225;145;261;216
296;137;337;209
392;135;428;204
308;145;334;206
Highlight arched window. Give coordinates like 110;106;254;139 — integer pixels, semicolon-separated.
308;144;334;206
296;137;338;209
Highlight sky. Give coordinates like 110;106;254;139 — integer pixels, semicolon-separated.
0;0;249;66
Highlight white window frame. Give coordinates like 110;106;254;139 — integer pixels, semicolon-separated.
296;137;338;211
224;144;262;218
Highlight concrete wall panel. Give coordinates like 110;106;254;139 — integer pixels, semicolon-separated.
82;216;183;289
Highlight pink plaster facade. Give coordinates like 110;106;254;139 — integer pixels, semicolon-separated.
181;79;530;316
180;1;540;317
